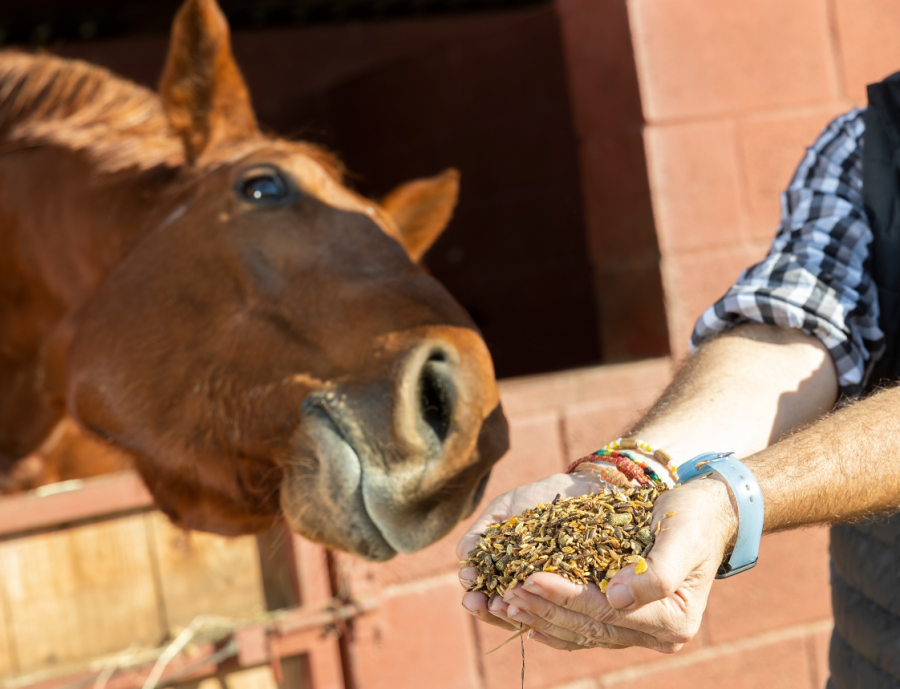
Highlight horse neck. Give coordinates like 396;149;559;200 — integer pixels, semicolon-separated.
1;145;183;316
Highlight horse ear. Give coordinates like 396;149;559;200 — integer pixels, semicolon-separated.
381;169;460;262
159;0;258;162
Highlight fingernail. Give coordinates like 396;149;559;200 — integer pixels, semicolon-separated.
607;583;635;609
527;629;548;644
508;607;533;625
461;601;477;615
504;594;524;608
522;581;545;596
459;567;477;586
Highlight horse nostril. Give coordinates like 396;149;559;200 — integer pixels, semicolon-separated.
418;352;454;444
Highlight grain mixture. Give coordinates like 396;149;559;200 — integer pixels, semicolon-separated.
464;485;666;596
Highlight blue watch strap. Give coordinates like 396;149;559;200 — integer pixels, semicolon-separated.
675;452;764;579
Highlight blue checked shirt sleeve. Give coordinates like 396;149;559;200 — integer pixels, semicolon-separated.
691;109;883;398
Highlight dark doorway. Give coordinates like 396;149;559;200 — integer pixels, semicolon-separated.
43;4;605;379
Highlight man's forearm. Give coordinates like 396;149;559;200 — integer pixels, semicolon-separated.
632;323;900;531
742;386;900;530
633;323;838;473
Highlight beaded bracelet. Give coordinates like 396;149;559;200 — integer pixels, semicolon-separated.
566;459;632;488
605;437;678;480
566;450;664;488
565;437;677;488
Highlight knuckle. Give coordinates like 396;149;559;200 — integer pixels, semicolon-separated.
559;592;577;609
660;623;697;646
572;619;610;648
647;567;678;600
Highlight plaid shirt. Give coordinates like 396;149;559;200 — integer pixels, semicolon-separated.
692;109;883;398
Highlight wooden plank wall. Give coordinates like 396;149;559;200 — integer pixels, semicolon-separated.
0;513;267;681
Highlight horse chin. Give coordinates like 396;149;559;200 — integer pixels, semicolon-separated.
281;409;398;561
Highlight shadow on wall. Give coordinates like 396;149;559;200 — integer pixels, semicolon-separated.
53;3;667;378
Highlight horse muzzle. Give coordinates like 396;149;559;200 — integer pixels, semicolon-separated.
281;329;508;559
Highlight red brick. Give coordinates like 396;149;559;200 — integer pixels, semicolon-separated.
662;245;768;358
644;120;747;256
496;411;567;486
499;359;671;418
704;527;831;645
810;626;832;688
629;0;840;121
737;107;849;241
478;618;707;689
833;0;900;103
597;636;815;689
561;389;664;459
348;582;481;689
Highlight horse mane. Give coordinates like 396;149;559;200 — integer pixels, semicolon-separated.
0;50;345;179
0;51;182;172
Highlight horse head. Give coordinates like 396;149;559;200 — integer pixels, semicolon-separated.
31;0;508;559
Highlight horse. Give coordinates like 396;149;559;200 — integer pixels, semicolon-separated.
0;0;509;561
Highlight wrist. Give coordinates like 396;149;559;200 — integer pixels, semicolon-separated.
676;452;764;578
697;474;740;550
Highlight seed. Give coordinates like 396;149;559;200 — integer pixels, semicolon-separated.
464;486;665;591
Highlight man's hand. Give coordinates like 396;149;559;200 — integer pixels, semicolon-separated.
459;476;738;651
457;472;603;632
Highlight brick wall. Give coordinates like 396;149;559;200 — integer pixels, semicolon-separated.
626;0;900;357
327;359;834;689
322;2;900;687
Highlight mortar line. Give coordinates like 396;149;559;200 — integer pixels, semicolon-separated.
804;626;822;689
377;571;461;600
546;618;834;689
824;0;849;101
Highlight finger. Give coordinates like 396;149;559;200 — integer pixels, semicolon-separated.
504;588;661;650
488;593;525;630
517;572;686;640
526;628;587;651
611;484;728;611
456;493;514;560
519;572;617;619
527;627;625;651
462;592;518;631
459;566;478;589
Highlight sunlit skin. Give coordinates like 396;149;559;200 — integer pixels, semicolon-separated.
459;324;900;650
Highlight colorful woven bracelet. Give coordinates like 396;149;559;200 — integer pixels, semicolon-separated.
565;459;632;488
565;438;676;488
605;437;678;480
567;450;663;487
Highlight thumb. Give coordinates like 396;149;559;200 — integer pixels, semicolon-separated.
606;493;726;610
607;544;692;610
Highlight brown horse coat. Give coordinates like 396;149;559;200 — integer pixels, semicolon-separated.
0;0;508;560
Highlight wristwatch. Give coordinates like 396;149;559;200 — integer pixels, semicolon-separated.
675;452;764;578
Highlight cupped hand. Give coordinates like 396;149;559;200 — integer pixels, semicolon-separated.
457;472;602;632
460;475;737;652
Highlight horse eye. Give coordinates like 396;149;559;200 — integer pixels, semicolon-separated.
240;171;288;202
